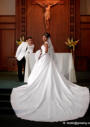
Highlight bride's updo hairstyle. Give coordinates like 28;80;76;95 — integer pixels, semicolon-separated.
43;32;50;39
42;32;50;42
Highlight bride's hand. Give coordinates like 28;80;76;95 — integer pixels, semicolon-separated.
40;49;42;55
38;50;42;59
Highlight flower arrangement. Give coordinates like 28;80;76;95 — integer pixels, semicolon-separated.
16;35;25;46
65;37;79;52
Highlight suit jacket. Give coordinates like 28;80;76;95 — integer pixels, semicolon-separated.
16;42;28;61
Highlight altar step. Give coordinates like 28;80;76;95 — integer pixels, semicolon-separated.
76;72;90;82
0;88;15;115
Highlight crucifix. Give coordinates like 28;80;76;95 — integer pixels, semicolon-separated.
32;0;64;32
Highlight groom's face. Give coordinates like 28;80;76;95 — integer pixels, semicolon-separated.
27;38;33;45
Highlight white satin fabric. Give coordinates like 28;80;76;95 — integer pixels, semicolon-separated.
24;44;35;82
11;44;90;122
25;44;34;56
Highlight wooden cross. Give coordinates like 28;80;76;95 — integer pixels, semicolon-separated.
32;0;64;32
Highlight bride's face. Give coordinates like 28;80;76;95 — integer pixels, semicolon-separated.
42;35;47;42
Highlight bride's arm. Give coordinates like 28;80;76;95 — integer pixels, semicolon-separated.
44;43;48;53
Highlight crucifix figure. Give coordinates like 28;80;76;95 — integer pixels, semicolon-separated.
32;0;64;32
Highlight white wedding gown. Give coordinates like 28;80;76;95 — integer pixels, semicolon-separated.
24;44;35;82
11;44;90;122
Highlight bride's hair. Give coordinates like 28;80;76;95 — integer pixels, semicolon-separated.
43;32;50;38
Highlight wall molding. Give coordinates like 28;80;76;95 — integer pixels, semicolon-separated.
16;0;76;40
16;0;26;40
0;15;16;71
70;0;75;38
0;15;16;23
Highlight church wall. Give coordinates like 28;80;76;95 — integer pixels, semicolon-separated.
0;0;90;71
75;0;90;71
26;0;69;52
0;0;15;15
0;0;16;71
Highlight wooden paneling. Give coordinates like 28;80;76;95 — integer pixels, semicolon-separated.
75;0;80;40
80;16;90;23
26;0;70;52
0;16;16;71
75;1;90;71
0;15;16;23
80;0;90;15
1;0;87;71
80;16;90;57
80;29;90;56
0;24;15;29
0;0;15;15
16;0;26;39
16;0;78;52
75;15;90;71
76;56;88;71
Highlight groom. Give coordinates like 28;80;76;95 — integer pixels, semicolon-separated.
15;36;33;81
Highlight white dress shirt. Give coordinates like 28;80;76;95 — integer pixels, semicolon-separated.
15;42;28;61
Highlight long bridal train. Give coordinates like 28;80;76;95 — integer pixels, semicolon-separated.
10;38;90;122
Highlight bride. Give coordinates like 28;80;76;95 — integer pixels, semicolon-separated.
11;33;90;122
